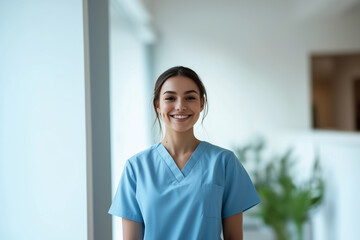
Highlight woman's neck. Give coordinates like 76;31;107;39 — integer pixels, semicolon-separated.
161;129;200;156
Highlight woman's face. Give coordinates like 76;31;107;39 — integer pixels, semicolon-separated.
156;75;204;134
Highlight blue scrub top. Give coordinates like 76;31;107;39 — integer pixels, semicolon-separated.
109;141;260;240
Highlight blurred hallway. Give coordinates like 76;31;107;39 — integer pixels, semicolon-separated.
1;0;360;239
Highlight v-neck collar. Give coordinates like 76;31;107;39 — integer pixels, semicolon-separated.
156;141;207;182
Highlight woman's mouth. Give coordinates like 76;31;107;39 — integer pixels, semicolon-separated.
170;114;192;121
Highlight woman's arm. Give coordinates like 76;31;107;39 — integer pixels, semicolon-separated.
222;212;243;240
122;218;144;240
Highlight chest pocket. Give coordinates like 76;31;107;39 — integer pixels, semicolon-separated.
202;184;224;219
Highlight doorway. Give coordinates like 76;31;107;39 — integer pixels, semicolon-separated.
311;53;360;132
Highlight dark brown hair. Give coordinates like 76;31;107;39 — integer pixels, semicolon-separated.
152;66;208;136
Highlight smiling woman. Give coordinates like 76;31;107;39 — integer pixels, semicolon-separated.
153;66;208;137
108;66;260;240
156;75;204;134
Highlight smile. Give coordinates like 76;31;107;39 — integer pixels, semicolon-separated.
170;114;192;121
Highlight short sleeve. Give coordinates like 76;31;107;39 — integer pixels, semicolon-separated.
222;152;261;218
108;161;143;222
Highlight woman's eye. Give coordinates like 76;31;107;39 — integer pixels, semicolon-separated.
164;96;196;101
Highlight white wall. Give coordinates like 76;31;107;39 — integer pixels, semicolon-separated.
0;1;87;239
144;0;360;239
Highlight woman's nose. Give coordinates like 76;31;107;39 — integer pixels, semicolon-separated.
175;99;186;111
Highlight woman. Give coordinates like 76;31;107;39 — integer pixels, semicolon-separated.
109;66;260;240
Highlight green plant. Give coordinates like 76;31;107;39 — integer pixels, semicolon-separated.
234;138;325;240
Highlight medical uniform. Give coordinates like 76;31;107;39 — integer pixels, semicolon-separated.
109;141;260;240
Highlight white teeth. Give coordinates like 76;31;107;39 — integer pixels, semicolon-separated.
173;115;189;119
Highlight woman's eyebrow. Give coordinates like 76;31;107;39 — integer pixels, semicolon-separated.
163;90;199;95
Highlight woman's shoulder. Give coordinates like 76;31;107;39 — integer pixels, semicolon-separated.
202;141;237;160
126;142;162;166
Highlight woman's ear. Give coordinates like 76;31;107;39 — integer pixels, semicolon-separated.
155;100;160;113
200;98;205;111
